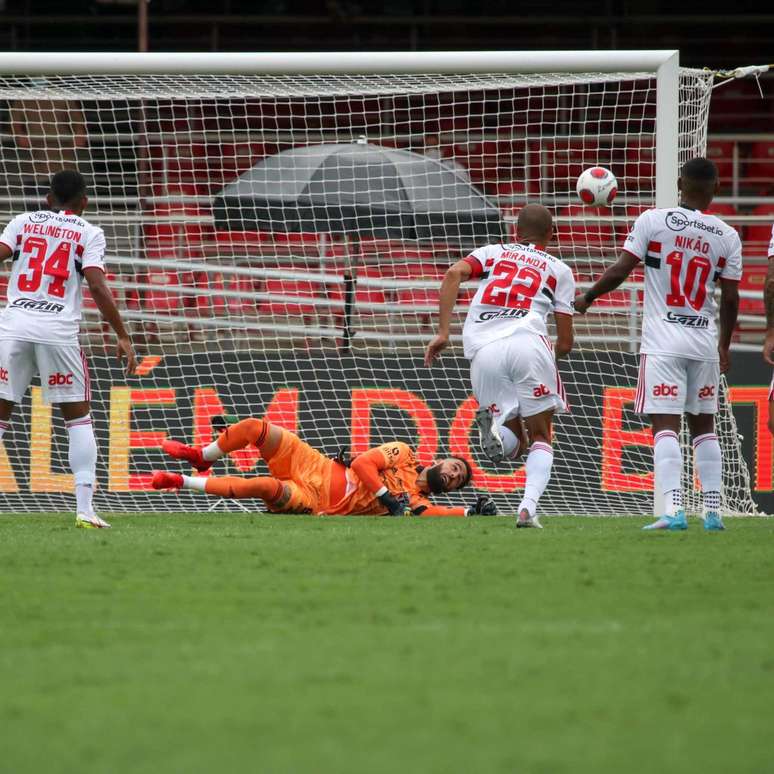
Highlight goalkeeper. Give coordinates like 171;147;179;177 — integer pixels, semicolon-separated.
152;416;497;517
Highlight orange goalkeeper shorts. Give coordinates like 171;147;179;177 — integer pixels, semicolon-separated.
266;429;346;514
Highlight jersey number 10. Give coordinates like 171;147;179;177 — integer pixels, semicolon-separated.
480;260;542;309
665;250;712;312
18;236;72;298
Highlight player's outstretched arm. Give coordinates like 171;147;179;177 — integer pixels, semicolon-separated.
0;244;12;261
718;277;740;374
574;250;639;314
83;267;137;376
763;253;774;365
554;313;574;359
350;447;411;516
424;258;473;366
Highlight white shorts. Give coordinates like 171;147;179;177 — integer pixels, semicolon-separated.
470;333;568;422
634;353;718;415
0;339;91;405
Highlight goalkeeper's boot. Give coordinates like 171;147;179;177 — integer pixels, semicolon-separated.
473;406;505;463
642;510;687;531
161;440;212;472
516;508;543;529
702;509;725;531
152;471;184;490
75;512;111;529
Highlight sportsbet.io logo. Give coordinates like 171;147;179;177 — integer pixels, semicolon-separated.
665;211;723;235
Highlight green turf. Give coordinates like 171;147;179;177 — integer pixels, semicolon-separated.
1;514;773;774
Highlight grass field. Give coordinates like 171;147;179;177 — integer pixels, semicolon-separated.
1;513;773;774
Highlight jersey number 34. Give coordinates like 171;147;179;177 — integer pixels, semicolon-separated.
18;236;72;298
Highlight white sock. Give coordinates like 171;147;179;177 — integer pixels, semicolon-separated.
693;432;722;511
182;475;207;492
0;420;9;440
517;442;553;516
499;426;521;459
202;441;224;461
67;414;97;515
654;430;683;515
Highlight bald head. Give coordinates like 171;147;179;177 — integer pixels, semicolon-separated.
516;204;553;245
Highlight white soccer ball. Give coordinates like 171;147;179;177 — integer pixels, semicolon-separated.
576;166;618;207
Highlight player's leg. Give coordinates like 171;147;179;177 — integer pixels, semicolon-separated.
41;344;107;529
0;339;37;439
686;359;724;531
151;470;314;513
516;409;555;529
162;417;283;471
639;354;688;531
470;338;523;463
512;334;568;529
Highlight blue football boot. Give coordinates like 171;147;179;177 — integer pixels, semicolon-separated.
642;510;688;531
702;510;725;531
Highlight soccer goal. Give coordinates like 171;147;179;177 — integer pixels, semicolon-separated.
0;51;758;516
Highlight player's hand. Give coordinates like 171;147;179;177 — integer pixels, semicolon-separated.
718;345;730;375
378;491;412;517
467;493;497;516
424;334;449;367
764;331;774;366
117;336;137;376
574;293;590;314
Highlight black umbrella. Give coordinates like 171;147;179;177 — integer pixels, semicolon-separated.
212;140;505;247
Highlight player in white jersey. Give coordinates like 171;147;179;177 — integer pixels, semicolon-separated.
425;204;575;528
0;170;136;528
762;224;774;435
575;158;741;531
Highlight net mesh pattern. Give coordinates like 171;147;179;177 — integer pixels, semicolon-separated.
0;66;754;516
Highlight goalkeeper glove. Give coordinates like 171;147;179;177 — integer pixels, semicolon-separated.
466;493;497;516
378;491;412;517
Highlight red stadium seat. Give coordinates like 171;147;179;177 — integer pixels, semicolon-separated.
142;270;186;314
555;205;616;255
705;203;738;218
259;278;320;317
739;265;766;318
622;141;656;190
745;142;774;189
744;204;774;257
541;139;601;194
706;140;735;187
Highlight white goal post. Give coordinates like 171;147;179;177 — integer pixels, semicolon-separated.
0;50;758;516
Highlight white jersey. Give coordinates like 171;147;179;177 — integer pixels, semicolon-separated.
0;210;106;345
462;242;575;359
623;207;742;361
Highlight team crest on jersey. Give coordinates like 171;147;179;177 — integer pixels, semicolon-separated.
475;308;529;323
664;311;709;328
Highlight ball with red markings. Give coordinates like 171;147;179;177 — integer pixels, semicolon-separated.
576;166;618;207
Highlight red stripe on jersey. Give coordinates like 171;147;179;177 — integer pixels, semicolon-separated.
717;256;726;269
75;244;84;258
647;240;662;254
463;255;484;279
15;235;21;245
546;275;557;292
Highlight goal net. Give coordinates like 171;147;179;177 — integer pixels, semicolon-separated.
0;58;759;516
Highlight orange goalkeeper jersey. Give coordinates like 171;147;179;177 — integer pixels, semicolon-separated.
329;442;466;517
